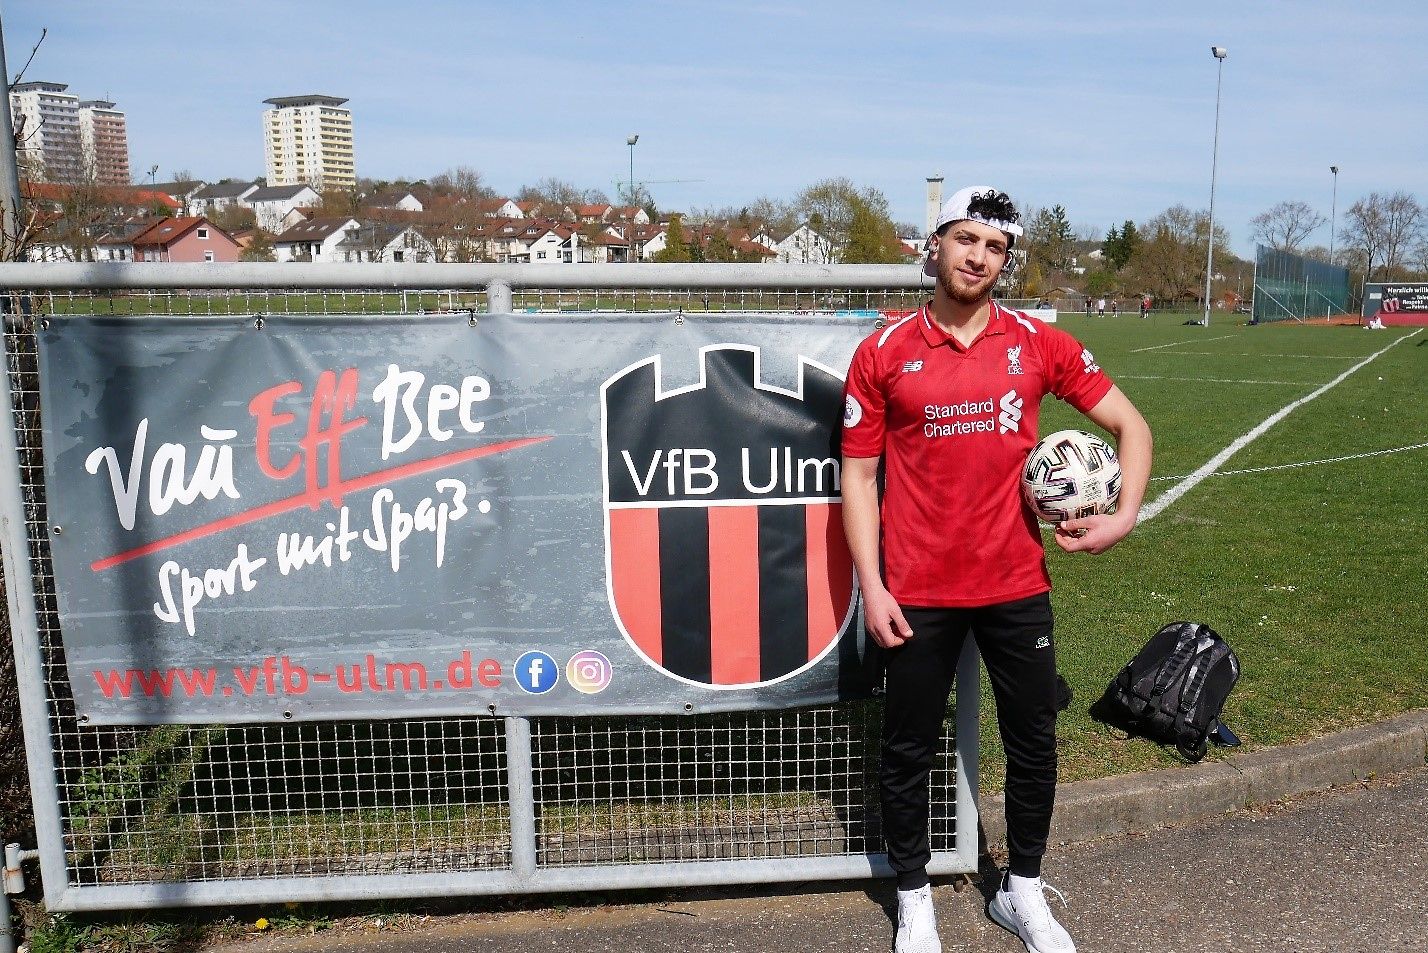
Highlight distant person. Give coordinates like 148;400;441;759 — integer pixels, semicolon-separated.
1110;300;1120;317
843;184;1152;953
1139;296;1150;319
1084;296;1092;316
1035;297;1048;309
1096;297;1106;317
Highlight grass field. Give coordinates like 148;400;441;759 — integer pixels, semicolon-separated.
994;311;1428;788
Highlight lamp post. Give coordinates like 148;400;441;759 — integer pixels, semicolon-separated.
1327;165;1340;320
1202;46;1227;327
1328;165;1340;263
626;134;639;206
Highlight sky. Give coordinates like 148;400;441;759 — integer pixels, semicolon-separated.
8;1;1427;257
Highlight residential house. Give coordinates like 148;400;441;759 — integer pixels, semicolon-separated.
763;222;834;264
475;197;523;219
148;181;206;215
93;215;165;261
574;204;613;224
629;223;667;260
128;217;241;262
609;206;651;225
272;216;360;262
365;189;425;213
190;180;261;218
246;184;320;233
516;222;575;264
21;180;180;217
335;222;436;263
572;224;631;264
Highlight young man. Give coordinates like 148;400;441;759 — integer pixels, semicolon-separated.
841;186;1151;953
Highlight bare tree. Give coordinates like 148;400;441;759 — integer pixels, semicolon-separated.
1123;204;1231;304
1380;191;1424;278
428;166;493;201
1249;200;1326;253
1341;192;1424;280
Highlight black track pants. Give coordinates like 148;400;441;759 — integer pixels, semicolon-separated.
880;593;1058;880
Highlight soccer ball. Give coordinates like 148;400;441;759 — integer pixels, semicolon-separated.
1021;430;1121;523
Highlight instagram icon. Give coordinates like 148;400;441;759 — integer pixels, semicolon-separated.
566;651;613;694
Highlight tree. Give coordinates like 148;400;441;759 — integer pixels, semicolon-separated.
1123;205;1231;304
1101;219;1140;271
1249;200;1327;253
429;166;493;201
240;230;276;262
840;195;903;264
654;214;692;262
318;188;360;216
793;178;892;250
516;177;608;212
1023;204;1075;278
703;229;737;263
211;204;255;233
1340;192;1424;280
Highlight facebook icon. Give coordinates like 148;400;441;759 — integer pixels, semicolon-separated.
514;651;560;695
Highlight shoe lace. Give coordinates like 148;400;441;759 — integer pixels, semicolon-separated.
898;889;930;930
1014;880;1068;931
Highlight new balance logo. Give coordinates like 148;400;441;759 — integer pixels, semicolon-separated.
998;389;1022;434
903;360;924;373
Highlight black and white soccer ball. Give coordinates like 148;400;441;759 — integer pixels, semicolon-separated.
1021;429;1121;523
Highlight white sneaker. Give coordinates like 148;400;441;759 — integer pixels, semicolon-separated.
894;884;942;953
989;875;1076;953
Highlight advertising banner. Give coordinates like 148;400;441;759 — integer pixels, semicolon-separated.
1364;283;1428;325
37;312;880;724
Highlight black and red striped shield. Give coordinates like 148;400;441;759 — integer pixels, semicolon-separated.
601;345;857;688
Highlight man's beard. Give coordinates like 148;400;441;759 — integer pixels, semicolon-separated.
937;260;997;306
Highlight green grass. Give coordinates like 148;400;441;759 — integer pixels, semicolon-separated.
976;312;1428;786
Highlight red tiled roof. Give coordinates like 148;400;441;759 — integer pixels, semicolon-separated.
22;181;181;210
130;217;238;248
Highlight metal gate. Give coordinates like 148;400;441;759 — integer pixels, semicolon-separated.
0;262;979;912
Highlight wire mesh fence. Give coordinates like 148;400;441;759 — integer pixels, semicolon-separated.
2;281;971;911
1253;245;1353;323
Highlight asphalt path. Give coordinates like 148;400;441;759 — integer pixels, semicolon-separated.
209;766;1428;953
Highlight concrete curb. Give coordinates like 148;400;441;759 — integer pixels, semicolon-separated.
979;708;1428;849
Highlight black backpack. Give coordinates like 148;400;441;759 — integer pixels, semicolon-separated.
1089;621;1242;762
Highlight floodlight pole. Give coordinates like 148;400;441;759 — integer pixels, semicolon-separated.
626;134;639;206
1203;46;1228;327
1327;165;1339;321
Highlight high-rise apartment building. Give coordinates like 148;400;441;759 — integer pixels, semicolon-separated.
9;82;131;185
79;100;132;185
262;94;355;192
10;81;83;183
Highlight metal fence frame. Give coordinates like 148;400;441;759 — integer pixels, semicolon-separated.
0;262;980;913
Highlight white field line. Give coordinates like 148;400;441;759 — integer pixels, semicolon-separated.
1138;328;1423;524
1162;351;1359;359
1131;334;1236;352
1148;442;1428;482
1119;374;1303;386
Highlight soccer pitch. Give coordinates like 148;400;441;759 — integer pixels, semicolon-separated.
1005;313;1427;786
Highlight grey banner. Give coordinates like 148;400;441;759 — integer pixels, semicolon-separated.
38;312;882;724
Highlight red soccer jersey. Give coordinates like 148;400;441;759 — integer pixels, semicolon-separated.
842;301;1113;607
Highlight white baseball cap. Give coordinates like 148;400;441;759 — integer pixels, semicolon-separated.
924;185;1023;277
